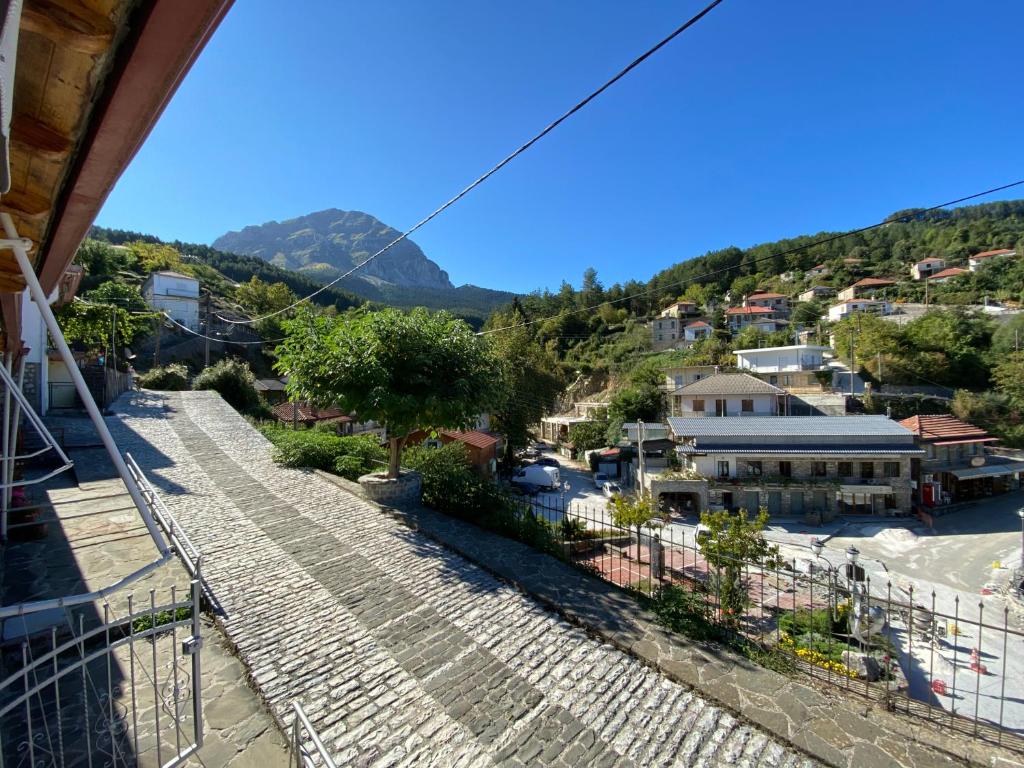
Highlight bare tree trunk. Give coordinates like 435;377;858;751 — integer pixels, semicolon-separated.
387;436;405;479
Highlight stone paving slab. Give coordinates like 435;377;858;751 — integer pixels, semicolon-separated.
99;391;823;768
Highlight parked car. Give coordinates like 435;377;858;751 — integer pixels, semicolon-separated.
535;457;559;468
602;481;622;498
518;447;540;459
533;442;547;452
593;472;609;489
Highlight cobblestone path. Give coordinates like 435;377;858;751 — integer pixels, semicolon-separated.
104;391;817;768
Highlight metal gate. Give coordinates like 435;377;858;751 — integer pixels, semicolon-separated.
0;582;203;767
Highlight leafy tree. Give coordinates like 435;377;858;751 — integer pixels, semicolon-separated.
137;364;189;390
85;281;147;312
128;241;192;275
991;312;1024;356
568;417;609;454
608;383;662;423
74;239;136;276
609;492;659;563
791;299;824;325
55;300;153;349
901;309;992;388
830;314;903;375
192;359;264;415
233;276;301;337
277;308;501;478
992;352;1024;407
698;507;779;624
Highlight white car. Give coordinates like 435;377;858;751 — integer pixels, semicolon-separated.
593;472;609;489
602;481;622;498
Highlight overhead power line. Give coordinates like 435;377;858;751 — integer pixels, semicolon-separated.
215;0;726;326
477;178;1024;336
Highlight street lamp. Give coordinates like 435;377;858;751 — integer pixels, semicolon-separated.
560;481;571;516
810;538;840;619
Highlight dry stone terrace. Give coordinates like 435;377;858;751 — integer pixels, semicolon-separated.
97;390;819;767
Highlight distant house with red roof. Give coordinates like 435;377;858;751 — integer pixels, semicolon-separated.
968;248;1016;272
406;428;500;476
743;292;790;315
927;266;968;284
683;319;713;344
898;415;1022;505
725;306;783;333
910;257;945;281
272;401;351;428
837;277;897;301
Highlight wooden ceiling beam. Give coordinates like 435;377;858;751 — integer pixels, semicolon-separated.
0;187;51;221
21;0;117;56
10;113;73;161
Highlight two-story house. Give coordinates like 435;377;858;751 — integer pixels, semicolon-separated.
899;415;1022;505
682;320;713;345
733;345;832;390
926;267;968;284
661;364;719;393
645;416;921;518
667;373;788;417
797;285;835;303
725;306;783;333
744;292;790;315
827;299;891;322
968;249;1016;272
910;258;945;280
836;277;896;302
142;270;200;330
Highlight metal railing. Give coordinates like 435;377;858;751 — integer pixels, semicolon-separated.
503;492;1024;751
289;702;337;768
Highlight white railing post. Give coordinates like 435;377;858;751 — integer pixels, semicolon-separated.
1;213;159;543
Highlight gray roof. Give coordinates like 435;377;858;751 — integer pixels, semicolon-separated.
667;416;914;439
677;442;923;456
673;373;786;396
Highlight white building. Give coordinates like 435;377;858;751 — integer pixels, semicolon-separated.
662;364;719;392
797;285;835;303
682;320;713;344
725;306;782;332
827;299;890;322
142;270;200;330
910;257;944;280
668;373;788;417
968;249;1016;272
733;345;830;374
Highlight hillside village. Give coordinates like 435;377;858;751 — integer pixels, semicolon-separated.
4;3;1024;767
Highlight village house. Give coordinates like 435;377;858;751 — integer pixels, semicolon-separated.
644;416;921;519
899;415;1023;506
682;319;713;345
667;373;788;417
926;266;968;284
659;300;699;318
744;292;791;315
805;264;830;278
142;270;200;330
725;306;783;333
836;277;896;301
968;248;1017;272
827;298;891;322
650;301;702;351
255;377;289;404
661;364;720;392
733;345;832;390
406;428;500;476
797;285;835;303
910;257;945;280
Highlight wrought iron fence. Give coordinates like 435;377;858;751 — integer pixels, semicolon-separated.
507;491;1024;752
289;701;337;768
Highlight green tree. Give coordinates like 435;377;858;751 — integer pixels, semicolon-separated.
608;383;662;423
791;299;824;325
85;281;147;312
698;508;779;623
192;359;264;415
74;239;136;276
128;241;191;275
55;300;153;349
277;308;501;478
568;416;609;454
992;352;1024;407
609;492;659;563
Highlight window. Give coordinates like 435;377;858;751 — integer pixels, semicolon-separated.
674;375;683;386
741;399;754;412
926;444;935;459
716;399;728;416
769;375;778;385
718;460;730;478
812;461;827;477
692;399;705;413
861;462;874;479
657;334;663;341
838;462;853;477
782;375;791;386
747;460;763;476
694;374;702;381
884;462;900;478
779;461;792;478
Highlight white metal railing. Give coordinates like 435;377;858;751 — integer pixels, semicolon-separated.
290;702;337;768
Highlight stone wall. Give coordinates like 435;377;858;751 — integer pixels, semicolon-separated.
358;470;422;507
21;362;40;414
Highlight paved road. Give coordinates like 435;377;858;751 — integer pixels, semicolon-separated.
108;392;815;768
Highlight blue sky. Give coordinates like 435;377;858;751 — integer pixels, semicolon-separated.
96;1;1024;294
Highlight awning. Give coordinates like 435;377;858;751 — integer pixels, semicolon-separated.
839;484;892;495
949;464;1024;481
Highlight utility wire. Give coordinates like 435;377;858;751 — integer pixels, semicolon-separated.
477;178;1024;336
214;0;726;326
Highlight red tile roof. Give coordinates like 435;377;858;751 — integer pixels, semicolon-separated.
272;402;351;423
685;320;712;328
725;306;776;315
747;292;787;300
898;415;992;443
928;267;967;280
971;249;1015;260
851;277;896;287
914;257;944;265
441;430;498;450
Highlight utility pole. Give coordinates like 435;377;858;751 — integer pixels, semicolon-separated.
876;352;882;386
153;317;161;367
637;420;646;493
924;276;929;308
203;292;211;368
110;305;116;371
848;325;855;397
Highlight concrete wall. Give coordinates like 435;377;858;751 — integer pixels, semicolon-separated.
673;393;778;417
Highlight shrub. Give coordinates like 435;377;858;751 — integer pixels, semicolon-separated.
403;442;482;516
137;364;189;390
192;359;262;414
262;428;385;478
